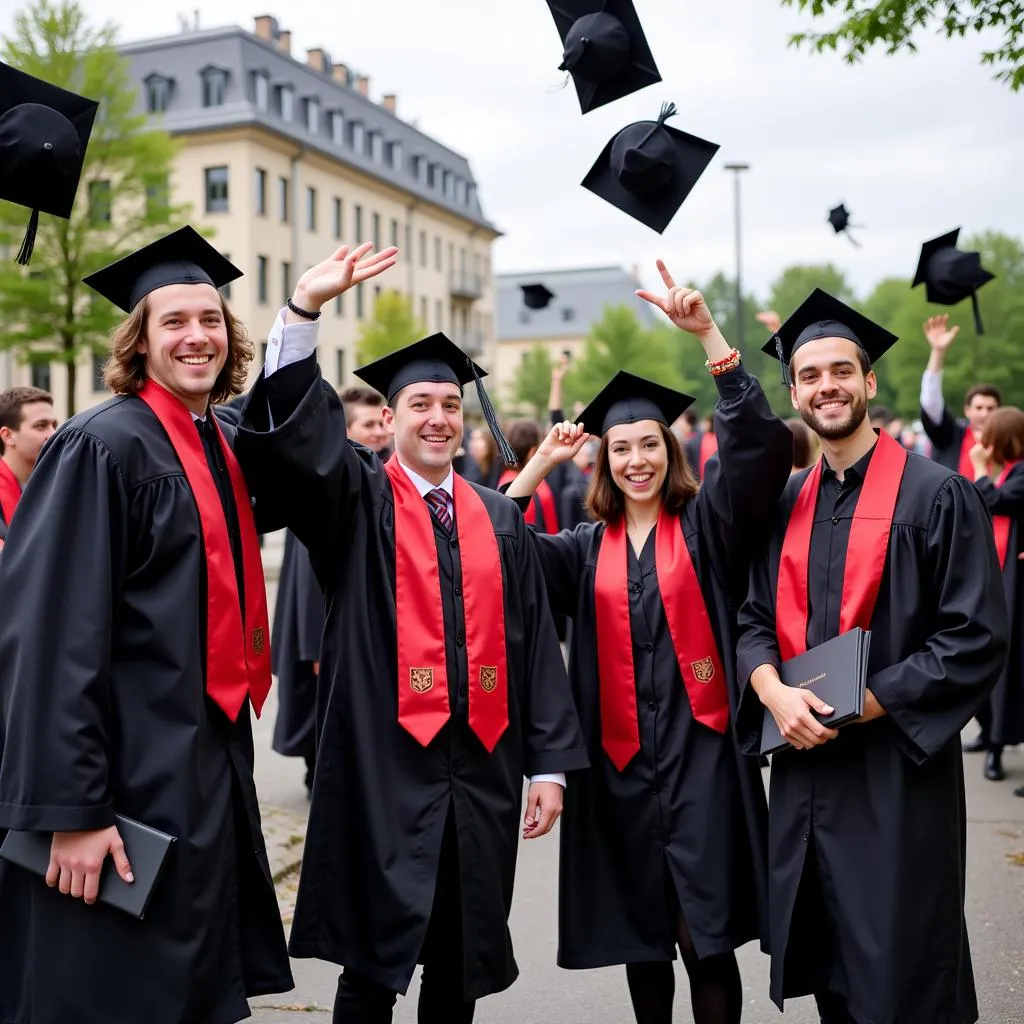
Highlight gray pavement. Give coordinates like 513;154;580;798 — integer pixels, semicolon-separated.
252;562;1024;1022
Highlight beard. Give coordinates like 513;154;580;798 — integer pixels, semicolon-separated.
800;390;869;440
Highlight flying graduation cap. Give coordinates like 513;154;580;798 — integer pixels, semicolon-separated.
355;332;518;467
582;102;719;234
575;370;694;436
761;288;899;387
521;283;555;310
546;0;662;114
0;61;98;265
912;228;995;335
828;204;862;248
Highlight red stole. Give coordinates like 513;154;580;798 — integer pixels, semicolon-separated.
991;461;1020;569
139;380;272;720
384;456;508;751
499;469;559;534
0;459;21;528
699;432;718;477
776;430;908;661
594;506;729;772
957;427;976;478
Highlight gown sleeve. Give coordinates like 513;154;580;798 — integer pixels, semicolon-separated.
0;429;128;832
512;512;590;776
868;475;1009;764
919;403;958;453
973;464;1024;517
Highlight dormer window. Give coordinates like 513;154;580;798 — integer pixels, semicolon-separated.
304;97;320;133
369;131;383;164
200;66;228;108
387;140;402;170
330;110;345;145
144;73;173;114
252;70;269;113
349;120;365;151
276;84;294;122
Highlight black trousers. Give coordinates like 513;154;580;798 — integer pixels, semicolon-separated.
333;809;475;1024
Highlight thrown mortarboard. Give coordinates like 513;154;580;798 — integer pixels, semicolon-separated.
761;288;899;387
546;0;661;114
912;228;995;335
0;61;98;265
355;332;517;466
575;370;694;435
521;283;555;310
582;103;719;234
83;226;242;313
828;204;862;248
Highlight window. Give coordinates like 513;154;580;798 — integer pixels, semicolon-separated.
562;307;575;322
349;121;365;151
253;71;269;112
304;97;319;133
467;183;477;209
145;74;172;113
257;255;268;304
388;141;402;170
443;171;453;199
92;353;106;391
88;180;111;225
435;300;443;331
354;204;362;242
200;67;227;108
204;166;229;213
279;177;290;222
254;168;267;215
306;186;317;231
448;243;454;273
419;230;426;267
335;293;344;316
30;362;50;392
219;254;232;298
390;218;399;247
414;154;427;184
333;197;343;239
427;163;437;189
419;296;427;324
330;110;345;145
434;237;441;271
356;285;364;320
277;84;294;122
369;132;383;163
282;261;292;304
145;177;168;218
336;349;345;383
372;212;380;247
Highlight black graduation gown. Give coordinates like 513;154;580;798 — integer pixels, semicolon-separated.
234;356;589;1001
0;396;293;1024
974;463;1024;746
270;530;323;760
920;404;967;472
735;446;1008;1024
527;369;791;969
556;461;591;532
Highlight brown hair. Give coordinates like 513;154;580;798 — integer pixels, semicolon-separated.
0;386;54;454
585;421;699;524
340;385;385;408
981;406;1024;465
102;293;253;403
469;425;499;473
506;419;542;467
786;418;816;470
965;383;1002;407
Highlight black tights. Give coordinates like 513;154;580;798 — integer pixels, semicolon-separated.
625;917;742;1024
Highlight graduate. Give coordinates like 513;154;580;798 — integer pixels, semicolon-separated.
968;406;1024;792
506;261;793;1024
0;386;58;548
0;227;300;1024
234;243;589;1024
735;290;1008;1024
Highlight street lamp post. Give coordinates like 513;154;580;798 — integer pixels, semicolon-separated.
723;163;750;350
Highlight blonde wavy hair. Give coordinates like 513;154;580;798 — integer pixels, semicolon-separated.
102;292;254;403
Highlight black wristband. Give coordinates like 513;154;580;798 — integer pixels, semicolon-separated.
287;297;321;321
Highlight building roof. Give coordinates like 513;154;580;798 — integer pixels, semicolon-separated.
496;266;658;341
118;19;498;233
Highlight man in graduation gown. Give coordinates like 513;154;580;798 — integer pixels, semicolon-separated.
734;290;1008;1024
0;227;298;1024
234;243;589;1024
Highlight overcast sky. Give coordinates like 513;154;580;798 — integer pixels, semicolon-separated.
2;0;1021;301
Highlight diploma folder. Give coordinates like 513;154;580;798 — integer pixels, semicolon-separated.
760;627;870;756
0;814;175;919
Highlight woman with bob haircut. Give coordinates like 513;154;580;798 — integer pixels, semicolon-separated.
968;405;1024;789
506;261;793;1024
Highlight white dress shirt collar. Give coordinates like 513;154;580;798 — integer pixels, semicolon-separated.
397;459;454;498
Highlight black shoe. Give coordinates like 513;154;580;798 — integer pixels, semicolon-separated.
1014;785;1024;798
962;733;989;753
984;750;1005;781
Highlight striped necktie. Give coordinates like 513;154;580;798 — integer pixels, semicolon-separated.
425;487;454;535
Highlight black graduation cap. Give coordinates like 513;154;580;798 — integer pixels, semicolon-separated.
83;226;243;313
355;332;517;466
575;370;694;435
0;61;98;265
546;0;662;114
912;228;995;335
827;203;862;248
761;288;899;387
581;103;719;234
521;283;555;310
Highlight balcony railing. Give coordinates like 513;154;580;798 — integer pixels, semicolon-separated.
456;329;484;354
449;270;484;300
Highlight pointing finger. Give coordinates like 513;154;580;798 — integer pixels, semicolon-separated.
635;290;669;313
656;258;677;291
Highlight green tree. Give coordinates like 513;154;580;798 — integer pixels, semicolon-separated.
355;289;425;364
0;0;189;416
509;343;553;420
766;264;857;321
782;0;1024;91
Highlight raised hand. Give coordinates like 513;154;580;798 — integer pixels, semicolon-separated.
636;259;716;337
756;310;782;335
537;421;593;466
923;314;959;352
292;242;399;312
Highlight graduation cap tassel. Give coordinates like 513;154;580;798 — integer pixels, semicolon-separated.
15;208;39;266
657;101;677;125
467;357;518;467
970;290;985;336
774;335;792;388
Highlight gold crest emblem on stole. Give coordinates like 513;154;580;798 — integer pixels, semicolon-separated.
410;668;434;693
479;666;498;693
691;657;715;683
252;627;265;655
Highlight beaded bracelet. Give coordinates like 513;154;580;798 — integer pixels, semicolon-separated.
705;348;741;376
